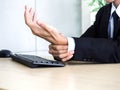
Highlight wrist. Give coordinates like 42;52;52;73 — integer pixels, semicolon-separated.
54;36;68;45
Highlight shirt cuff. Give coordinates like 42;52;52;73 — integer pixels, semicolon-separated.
67;37;75;52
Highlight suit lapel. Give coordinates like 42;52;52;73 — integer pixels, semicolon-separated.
101;4;111;38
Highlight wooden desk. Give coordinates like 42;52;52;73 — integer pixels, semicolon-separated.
0;58;120;90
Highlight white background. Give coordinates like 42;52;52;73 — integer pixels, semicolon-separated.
0;0;90;57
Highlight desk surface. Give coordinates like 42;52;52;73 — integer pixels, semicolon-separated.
0;58;120;90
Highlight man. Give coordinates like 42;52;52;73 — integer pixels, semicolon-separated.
24;0;120;63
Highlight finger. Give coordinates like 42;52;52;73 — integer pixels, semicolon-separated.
62;55;73;62
53;56;62;61
33;11;37;22
53;53;68;59
61;50;74;60
24;5;28;23
49;49;67;55
61;51;74;61
53;54;73;62
25;6;30;15
29;7;32;13
29;8;36;22
24;6;32;25
49;44;68;51
52;50;74;62
53;51;74;60
25;5;29;11
49;44;67;55
25;5;27;10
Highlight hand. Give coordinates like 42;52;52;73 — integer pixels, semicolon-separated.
49;44;74;62
24;6;67;45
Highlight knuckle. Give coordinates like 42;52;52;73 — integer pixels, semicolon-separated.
64;46;68;50
58;54;63;59
54;46;58;50
57;50;61;54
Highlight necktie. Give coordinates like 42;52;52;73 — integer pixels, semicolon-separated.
112;11;119;30
108;11;119;38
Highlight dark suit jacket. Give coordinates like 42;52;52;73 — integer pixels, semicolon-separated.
72;3;120;63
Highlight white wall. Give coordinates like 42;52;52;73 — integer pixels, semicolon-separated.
0;0;35;53
0;0;86;57
81;0;91;34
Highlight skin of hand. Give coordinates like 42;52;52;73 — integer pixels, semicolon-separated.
49;44;74;61
24;6;74;61
24;6;68;45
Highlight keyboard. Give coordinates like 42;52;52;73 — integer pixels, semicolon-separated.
11;54;65;68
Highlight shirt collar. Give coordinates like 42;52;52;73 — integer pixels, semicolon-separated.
111;3;120;17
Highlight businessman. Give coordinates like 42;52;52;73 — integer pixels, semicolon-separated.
24;0;120;63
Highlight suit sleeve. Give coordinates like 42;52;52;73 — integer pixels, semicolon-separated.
72;37;120;63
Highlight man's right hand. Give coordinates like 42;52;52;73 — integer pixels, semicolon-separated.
49;44;74;61
24;5;68;45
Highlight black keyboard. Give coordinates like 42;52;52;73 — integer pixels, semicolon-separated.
11;54;65;68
